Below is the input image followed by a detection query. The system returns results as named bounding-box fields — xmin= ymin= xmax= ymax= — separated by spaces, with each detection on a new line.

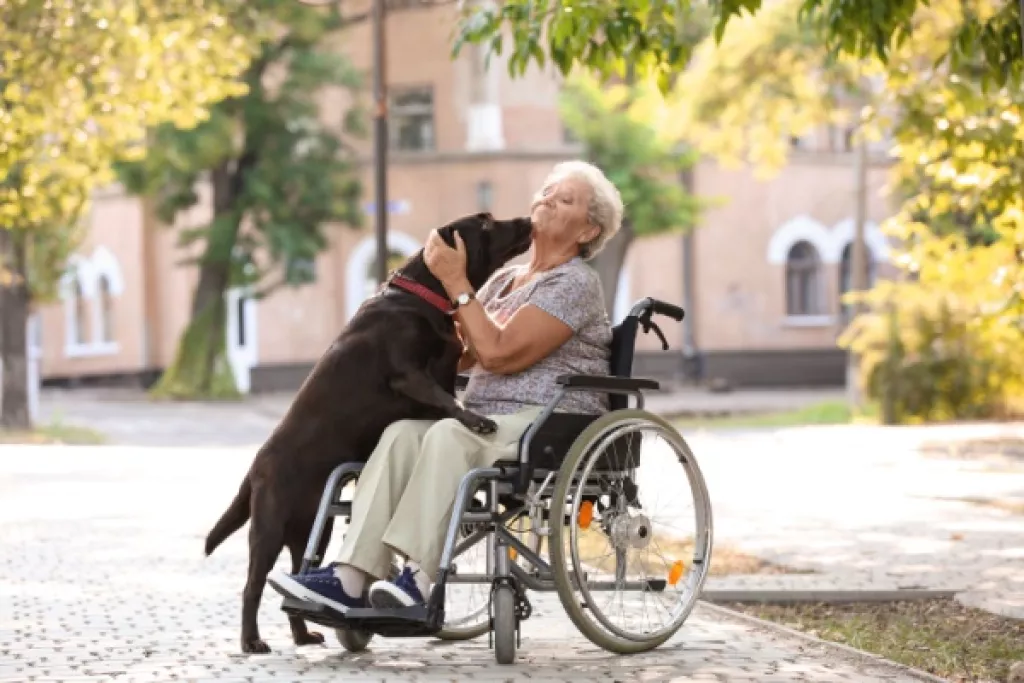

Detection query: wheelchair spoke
xmin=550 ymin=413 xmax=713 ymax=647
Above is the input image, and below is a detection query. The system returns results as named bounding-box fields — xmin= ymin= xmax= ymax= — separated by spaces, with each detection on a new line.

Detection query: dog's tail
xmin=204 ymin=476 xmax=252 ymax=556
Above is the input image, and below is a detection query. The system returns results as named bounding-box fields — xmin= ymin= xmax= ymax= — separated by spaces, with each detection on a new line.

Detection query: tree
xmin=558 ymin=72 xmax=700 ymax=314
xmin=661 ymin=0 xmax=880 ymax=405
xmin=662 ymin=0 xmax=868 ymax=176
xmin=116 ymin=1 xmax=368 ymax=400
xmin=451 ymin=0 xmax=1021 ymax=91
xmin=840 ymin=20 xmax=1024 ymax=422
xmin=0 ymin=0 xmax=256 ymax=429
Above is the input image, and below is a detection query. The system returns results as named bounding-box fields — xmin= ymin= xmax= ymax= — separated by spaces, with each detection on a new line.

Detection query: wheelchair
xmin=280 ymin=297 xmax=714 ymax=664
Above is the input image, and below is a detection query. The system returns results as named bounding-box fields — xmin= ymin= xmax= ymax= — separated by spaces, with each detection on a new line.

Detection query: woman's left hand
xmin=424 ymin=229 xmax=468 ymax=289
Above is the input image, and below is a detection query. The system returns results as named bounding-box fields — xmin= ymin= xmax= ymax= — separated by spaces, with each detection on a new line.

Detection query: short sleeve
xmin=477 ymin=266 xmax=515 ymax=306
xmin=526 ymin=262 xmax=603 ymax=333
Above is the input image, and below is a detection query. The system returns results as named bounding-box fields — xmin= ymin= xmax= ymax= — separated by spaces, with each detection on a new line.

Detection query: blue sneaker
xmin=269 ymin=569 xmax=366 ymax=613
xmin=368 ymin=567 xmax=427 ymax=609
xmin=302 ymin=562 xmax=340 ymax=576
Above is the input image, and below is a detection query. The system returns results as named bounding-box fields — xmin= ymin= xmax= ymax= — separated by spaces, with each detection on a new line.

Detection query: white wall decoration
xmin=59 ymin=246 xmax=125 ymax=357
xmin=345 ymin=231 xmax=422 ymax=321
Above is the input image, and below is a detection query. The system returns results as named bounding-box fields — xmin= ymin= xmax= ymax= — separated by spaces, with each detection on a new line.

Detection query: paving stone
xmin=1 ymin=444 xmax=930 ymax=681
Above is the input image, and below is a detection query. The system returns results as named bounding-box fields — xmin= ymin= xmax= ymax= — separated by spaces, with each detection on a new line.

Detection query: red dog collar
xmin=389 ymin=275 xmax=455 ymax=315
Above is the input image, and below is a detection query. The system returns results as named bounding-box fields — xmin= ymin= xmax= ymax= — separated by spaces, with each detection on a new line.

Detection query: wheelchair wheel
xmin=435 ymin=529 xmax=492 ymax=641
xmin=335 ymin=627 xmax=372 ymax=652
xmin=492 ymin=585 xmax=517 ymax=664
xmin=436 ymin=499 xmax=537 ymax=641
xmin=549 ymin=409 xmax=713 ymax=654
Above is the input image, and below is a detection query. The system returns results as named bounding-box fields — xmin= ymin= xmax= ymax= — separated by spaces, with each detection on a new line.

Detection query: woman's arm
xmin=451 ymin=293 xmax=573 ymax=375
xmin=425 ymin=231 xmax=574 ymax=375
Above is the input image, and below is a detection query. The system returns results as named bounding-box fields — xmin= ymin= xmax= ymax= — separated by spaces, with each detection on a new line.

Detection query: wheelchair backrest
xmin=608 ymin=317 xmax=640 ymax=411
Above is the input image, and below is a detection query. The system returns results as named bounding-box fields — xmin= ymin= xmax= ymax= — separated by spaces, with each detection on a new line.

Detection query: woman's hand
xmin=424 ymin=229 xmax=469 ymax=292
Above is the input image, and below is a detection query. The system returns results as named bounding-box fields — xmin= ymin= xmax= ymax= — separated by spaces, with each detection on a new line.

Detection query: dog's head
xmin=435 ymin=213 xmax=533 ymax=289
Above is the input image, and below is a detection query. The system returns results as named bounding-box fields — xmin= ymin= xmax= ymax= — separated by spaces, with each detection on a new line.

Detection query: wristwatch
xmin=452 ymin=290 xmax=476 ymax=309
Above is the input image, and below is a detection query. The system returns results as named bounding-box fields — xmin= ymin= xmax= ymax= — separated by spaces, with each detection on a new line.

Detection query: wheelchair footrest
xmin=281 ymin=597 xmax=443 ymax=638
xmin=343 ymin=605 xmax=443 ymax=638
xmin=281 ymin=596 xmax=351 ymax=630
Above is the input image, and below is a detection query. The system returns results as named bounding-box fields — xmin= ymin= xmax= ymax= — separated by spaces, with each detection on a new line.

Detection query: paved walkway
xmin=690 ymin=423 xmax=1024 ymax=620
xmin=0 ymin=446 xmax=928 ymax=682
xmin=33 ymin=389 xmax=1024 ymax=621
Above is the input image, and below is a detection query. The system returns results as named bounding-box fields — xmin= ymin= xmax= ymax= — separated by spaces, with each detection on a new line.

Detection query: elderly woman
xmin=271 ymin=160 xmax=623 ymax=612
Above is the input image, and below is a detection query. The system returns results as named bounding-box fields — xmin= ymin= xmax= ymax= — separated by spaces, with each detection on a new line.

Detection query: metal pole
xmin=845 ymin=128 xmax=869 ymax=409
xmin=372 ymin=0 xmax=389 ymax=285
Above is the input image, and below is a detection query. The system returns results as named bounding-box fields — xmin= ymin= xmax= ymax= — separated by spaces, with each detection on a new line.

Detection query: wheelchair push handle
xmin=650 ymin=299 xmax=685 ymax=322
xmin=629 ymin=297 xmax=685 ymax=322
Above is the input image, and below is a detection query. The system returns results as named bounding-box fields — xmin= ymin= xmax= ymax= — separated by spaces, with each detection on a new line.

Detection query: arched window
xmin=346 ymin=232 xmax=422 ymax=321
xmin=62 ymin=246 xmax=123 ymax=356
xmin=72 ymin=278 xmax=89 ymax=346
xmin=97 ymin=275 xmax=115 ymax=343
xmin=785 ymin=241 xmax=822 ymax=316
xmin=839 ymin=243 xmax=877 ymax=319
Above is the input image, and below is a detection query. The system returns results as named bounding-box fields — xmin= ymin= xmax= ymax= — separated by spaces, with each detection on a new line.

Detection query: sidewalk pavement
xmin=0 ymin=444 xmax=943 ymax=682
xmin=32 ymin=386 xmax=1024 ymax=622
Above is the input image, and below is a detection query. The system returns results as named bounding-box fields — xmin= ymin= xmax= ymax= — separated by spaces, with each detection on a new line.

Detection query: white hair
xmin=534 ymin=160 xmax=624 ymax=260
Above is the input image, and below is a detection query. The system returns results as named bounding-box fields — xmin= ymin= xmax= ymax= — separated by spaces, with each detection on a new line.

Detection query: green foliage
xmin=849 ymin=298 xmax=1019 ymax=423
xmin=0 ymin=0 xmax=256 ymax=295
xmin=840 ymin=5 xmax=1024 ymax=422
xmin=800 ymin=0 xmax=1022 ymax=88
xmin=558 ymin=73 xmax=701 ymax=238
xmin=117 ymin=3 xmax=366 ymax=296
xmin=452 ymin=0 xmax=1021 ymax=94
xmin=452 ymin=0 xmax=736 ymax=93
xmin=667 ymin=0 xmax=868 ymax=178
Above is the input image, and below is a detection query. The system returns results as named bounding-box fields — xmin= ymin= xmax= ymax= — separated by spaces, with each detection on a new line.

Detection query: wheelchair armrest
xmin=455 ymin=374 xmax=469 ymax=390
xmin=555 ymin=374 xmax=660 ymax=393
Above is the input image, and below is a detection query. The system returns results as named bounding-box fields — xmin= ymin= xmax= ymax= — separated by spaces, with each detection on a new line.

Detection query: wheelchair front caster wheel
xmin=492 ymin=586 xmax=517 ymax=665
xmin=335 ymin=627 xmax=373 ymax=652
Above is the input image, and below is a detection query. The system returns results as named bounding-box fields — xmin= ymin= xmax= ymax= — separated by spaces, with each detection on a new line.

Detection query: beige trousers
xmin=336 ymin=407 xmax=541 ymax=580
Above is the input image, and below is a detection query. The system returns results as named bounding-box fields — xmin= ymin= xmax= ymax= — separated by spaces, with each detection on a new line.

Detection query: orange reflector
xmin=668 ymin=560 xmax=685 ymax=585
xmin=577 ymin=500 xmax=594 ymax=529
xmin=509 ymin=547 xmax=518 ymax=561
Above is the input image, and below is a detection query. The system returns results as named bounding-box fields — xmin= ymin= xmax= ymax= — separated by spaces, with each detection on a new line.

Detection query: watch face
xmin=457 ymin=293 xmax=471 ymax=305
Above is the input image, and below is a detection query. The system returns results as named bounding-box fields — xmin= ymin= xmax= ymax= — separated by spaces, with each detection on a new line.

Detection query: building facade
xmin=34 ymin=4 xmax=896 ymax=392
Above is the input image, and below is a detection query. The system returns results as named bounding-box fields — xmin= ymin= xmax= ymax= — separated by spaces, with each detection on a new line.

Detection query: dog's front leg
xmin=389 ymin=371 xmax=497 ymax=435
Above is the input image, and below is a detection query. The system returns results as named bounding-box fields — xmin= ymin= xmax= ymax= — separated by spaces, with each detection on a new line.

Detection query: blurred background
xmin=1 ymin=1 xmax=1023 ymax=680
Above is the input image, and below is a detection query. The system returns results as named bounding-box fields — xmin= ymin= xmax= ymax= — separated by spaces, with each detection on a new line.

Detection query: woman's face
xmin=530 ymin=175 xmax=598 ymax=248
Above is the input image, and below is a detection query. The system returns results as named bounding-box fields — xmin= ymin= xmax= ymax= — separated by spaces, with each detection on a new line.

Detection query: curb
xmin=700 ymin=588 xmax=959 ymax=604
xmin=698 ymin=600 xmax=950 ymax=683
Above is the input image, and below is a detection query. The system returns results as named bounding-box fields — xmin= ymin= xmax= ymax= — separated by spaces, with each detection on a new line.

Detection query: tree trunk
xmin=0 ymin=228 xmax=31 ymax=430
xmin=149 ymin=163 xmax=242 ymax=400
xmin=590 ymin=218 xmax=635 ymax=319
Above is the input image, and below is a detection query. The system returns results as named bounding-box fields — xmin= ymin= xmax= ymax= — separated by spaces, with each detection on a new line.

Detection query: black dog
xmin=202 ymin=212 xmax=533 ymax=654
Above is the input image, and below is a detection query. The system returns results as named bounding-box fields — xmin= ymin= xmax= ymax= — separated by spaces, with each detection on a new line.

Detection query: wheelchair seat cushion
xmin=509 ymin=413 xmax=602 ymax=471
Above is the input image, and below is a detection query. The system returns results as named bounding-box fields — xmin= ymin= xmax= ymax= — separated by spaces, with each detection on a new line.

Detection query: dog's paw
xmin=241 ymin=637 xmax=272 ymax=654
xmin=460 ymin=412 xmax=497 ymax=435
xmin=294 ymin=630 xmax=325 ymax=646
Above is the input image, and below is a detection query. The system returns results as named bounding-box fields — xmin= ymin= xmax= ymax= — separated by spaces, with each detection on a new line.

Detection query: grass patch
xmin=718 ymin=599 xmax=1024 ymax=683
xmin=0 ymin=421 xmax=106 ymax=445
xmin=673 ymin=399 xmax=866 ymax=430
xmin=920 ymin=437 xmax=1024 ymax=464
xmin=937 ymin=495 xmax=1024 ymax=516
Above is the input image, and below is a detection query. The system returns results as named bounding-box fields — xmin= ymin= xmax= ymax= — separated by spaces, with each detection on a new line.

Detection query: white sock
xmin=404 ymin=561 xmax=432 ymax=598
xmin=333 ymin=564 xmax=367 ymax=597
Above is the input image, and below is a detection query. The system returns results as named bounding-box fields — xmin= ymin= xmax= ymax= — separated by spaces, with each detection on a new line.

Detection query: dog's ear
xmin=436 ymin=224 xmax=457 ymax=248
